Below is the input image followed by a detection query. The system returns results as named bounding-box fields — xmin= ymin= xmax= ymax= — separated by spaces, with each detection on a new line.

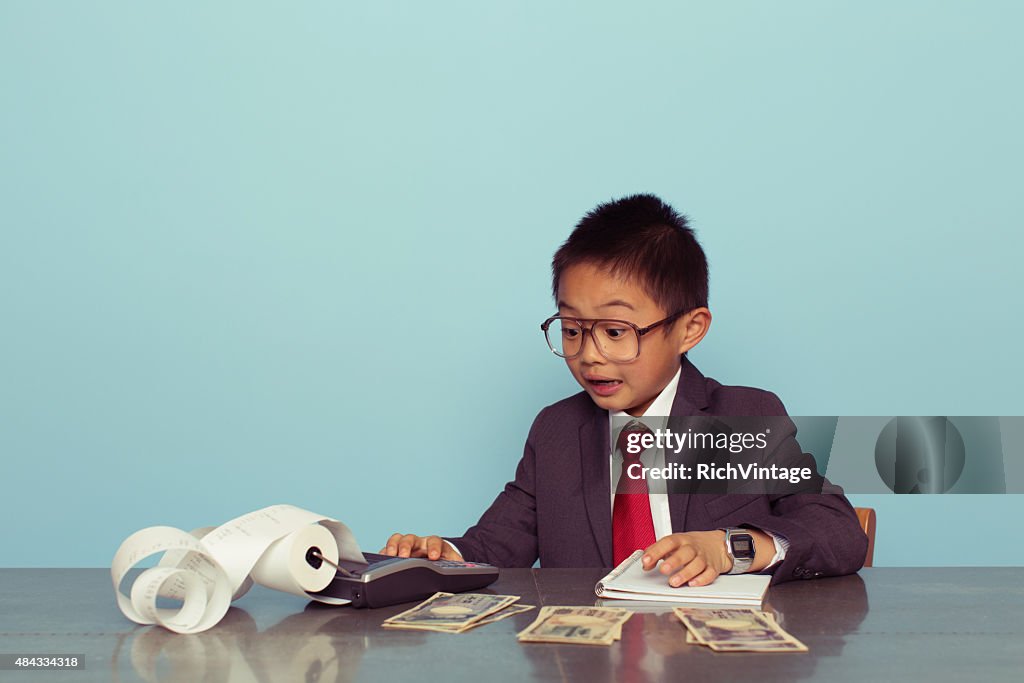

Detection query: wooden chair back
xmin=854 ymin=507 xmax=876 ymax=567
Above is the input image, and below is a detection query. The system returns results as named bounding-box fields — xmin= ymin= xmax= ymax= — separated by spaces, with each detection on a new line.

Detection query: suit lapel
xmin=668 ymin=356 xmax=711 ymax=533
xmin=579 ymin=408 xmax=613 ymax=566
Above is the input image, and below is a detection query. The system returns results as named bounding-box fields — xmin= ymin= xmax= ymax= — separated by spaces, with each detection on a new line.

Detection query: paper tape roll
xmin=112 ymin=526 xmax=233 ymax=634
xmin=250 ymin=523 xmax=338 ymax=596
xmin=112 ymin=505 xmax=363 ymax=634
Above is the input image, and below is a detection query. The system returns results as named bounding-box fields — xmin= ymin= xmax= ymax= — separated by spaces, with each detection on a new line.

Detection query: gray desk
xmin=1 ymin=568 xmax=1022 ymax=682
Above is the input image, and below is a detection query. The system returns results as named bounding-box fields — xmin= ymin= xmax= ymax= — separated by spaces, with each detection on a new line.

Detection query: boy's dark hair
xmin=551 ymin=194 xmax=709 ymax=318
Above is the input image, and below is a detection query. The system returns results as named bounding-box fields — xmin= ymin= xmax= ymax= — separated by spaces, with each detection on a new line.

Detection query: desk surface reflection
xmin=1 ymin=568 xmax=1022 ymax=682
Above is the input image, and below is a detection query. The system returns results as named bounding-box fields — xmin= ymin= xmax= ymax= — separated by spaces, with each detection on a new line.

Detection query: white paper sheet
xmin=111 ymin=504 xmax=364 ymax=634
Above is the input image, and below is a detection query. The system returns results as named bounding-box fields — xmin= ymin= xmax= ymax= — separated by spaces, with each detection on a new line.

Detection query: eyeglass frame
xmin=539 ymin=309 xmax=689 ymax=362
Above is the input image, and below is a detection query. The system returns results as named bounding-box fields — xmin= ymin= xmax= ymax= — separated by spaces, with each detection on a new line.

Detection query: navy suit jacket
xmin=448 ymin=357 xmax=868 ymax=584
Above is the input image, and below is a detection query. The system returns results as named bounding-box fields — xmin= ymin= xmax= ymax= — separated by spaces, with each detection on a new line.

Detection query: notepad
xmin=594 ymin=550 xmax=771 ymax=606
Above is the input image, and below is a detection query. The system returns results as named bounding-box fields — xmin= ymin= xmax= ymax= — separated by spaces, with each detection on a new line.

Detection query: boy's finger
xmin=425 ymin=536 xmax=444 ymax=560
xmin=642 ymin=537 xmax=681 ymax=569
xmin=659 ymin=544 xmax=697 ymax=575
xmin=686 ymin=565 xmax=720 ymax=588
xmin=397 ymin=534 xmax=419 ymax=558
xmin=382 ymin=533 xmax=404 ymax=556
xmin=668 ymin=555 xmax=706 ymax=587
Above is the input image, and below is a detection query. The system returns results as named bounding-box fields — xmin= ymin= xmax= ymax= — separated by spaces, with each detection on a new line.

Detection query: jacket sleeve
xmin=736 ymin=392 xmax=869 ymax=585
xmin=443 ymin=415 xmax=542 ymax=568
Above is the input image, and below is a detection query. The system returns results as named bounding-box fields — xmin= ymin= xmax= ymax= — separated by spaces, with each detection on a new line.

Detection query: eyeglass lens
xmin=546 ymin=319 xmax=639 ymax=361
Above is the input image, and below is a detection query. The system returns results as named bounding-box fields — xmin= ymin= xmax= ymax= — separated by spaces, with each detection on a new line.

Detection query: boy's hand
xmin=640 ymin=531 xmax=732 ymax=587
xmin=380 ymin=533 xmax=464 ymax=561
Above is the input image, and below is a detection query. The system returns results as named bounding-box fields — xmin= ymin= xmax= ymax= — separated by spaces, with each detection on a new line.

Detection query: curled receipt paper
xmin=111 ymin=504 xmax=364 ymax=634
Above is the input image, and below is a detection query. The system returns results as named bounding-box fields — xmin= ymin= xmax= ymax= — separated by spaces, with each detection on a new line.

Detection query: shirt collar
xmin=610 ymin=366 xmax=682 ymax=422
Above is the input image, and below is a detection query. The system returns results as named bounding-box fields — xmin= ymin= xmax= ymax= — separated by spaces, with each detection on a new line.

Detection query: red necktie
xmin=612 ymin=420 xmax=657 ymax=566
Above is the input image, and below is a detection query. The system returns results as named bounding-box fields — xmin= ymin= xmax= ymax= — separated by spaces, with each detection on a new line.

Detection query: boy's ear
xmin=676 ymin=307 xmax=712 ymax=354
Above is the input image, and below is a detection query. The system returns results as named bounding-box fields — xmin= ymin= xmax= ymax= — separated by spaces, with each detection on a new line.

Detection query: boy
xmin=382 ymin=194 xmax=867 ymax=586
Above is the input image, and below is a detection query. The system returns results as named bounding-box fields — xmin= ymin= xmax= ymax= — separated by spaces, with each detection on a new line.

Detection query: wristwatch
xmin=720 ymin=527 xmax=756 ymax=574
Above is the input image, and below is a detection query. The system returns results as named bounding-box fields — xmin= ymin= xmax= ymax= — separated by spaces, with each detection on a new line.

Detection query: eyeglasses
xmin=540 ymin=310 xmax=687 ymax=362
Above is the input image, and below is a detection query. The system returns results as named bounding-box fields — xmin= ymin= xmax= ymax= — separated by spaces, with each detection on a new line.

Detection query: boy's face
xmin=556 ymin=263 xmax=691 ymax=417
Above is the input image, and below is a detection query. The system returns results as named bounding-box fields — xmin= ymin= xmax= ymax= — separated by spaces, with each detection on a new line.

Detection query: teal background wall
xmin=2 ymin=2 xmax=1022 ymax=568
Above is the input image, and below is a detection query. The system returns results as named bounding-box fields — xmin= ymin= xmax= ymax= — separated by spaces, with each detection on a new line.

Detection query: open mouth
xmin=585 ymin=376 xmax=623 ymax=395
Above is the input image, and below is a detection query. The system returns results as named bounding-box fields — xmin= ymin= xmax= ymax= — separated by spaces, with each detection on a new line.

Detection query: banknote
xmin=384 ymin=592 xmax=520 ymax=629
xmin=708 ymin=640 xmax=807 ymax=652
xmin=683 ymin=610 xmax=776 ymax=644
xmin=684 ymin=624 xmax=803 ymax=650
xmin=384 ymin=604 xmax=536 ymax=633
xmin=474 ymin=603 xmax=535 ymax=627
xmin=675 ymin=608 xmax=806 ymax=653
xmin=517 ymin=606 xmax=632 ymax=646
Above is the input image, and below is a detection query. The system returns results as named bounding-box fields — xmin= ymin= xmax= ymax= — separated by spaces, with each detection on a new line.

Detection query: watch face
xmin=731 ymin=535 xmax=755 ymax=559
